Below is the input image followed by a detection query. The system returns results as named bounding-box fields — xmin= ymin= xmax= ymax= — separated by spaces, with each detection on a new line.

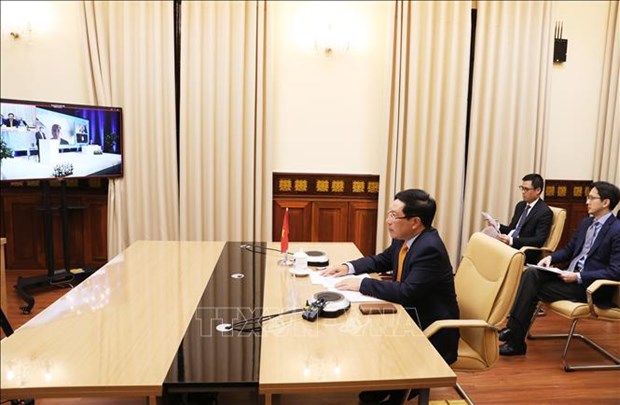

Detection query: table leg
xmin=417 ymin=388 xmax=430 ymax=405
xmin=264 ymin=393 xmax=272 ymax=405
xmin=147 ymin=395 xmax=157 ymax=405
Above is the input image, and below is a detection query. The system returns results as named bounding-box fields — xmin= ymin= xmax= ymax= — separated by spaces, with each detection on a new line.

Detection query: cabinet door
xmin=311 ymin=201 xmax=349 ymax=242
xmin=1 ymin=194 xmax=46 ymax=269
xmin=1 ymin=191 xmax=108 ymax=270
xmin=349 ymin=200 xmax=378 ymax=256
xmin=273 ymin=199 xmax=312 ymax=242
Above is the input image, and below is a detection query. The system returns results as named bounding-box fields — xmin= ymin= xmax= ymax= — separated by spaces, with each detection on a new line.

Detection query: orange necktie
xmin=396 ymin=243 xmax=409 ymax=282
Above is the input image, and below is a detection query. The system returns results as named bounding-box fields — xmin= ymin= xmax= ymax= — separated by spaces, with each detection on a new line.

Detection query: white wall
xmin=0 ymin=0 xmax=612 ymax=181
xmin=546 ymin=1 xmax=610 ymax=180
xmin=0 ymin=1 xmax=90 ymax=104
xmin=269 ymin=1 xmax=393 ymax=175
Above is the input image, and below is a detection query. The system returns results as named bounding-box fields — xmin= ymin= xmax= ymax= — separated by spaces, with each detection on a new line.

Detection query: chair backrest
xmin=541 ymin=206 xmax=566 ymax=252
xmin=453 ymin=232 xmax=525 ymax=370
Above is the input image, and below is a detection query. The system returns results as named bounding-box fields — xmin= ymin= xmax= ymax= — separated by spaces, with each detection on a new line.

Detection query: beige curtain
xmin=593 ymin=1 xmax=620 ymax=185
xmin=461 ymin=1 xmax=553 ymax=253
xmin=379 ymin=0 xmax=472 ymax=264
xmin=82 ymin=1 xmax=179 ymax=258
xmin=179 ymin=1 xmax=266 ymax=241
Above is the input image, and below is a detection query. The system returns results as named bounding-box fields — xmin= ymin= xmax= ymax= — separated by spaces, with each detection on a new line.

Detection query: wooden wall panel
xmin=545 ymin=179 xmax=591 ymax=249
xmin=273 ymin=199 xmax=312 ymax=243
xmin=348 ymin=200 xmax=379 ymax=257
xmin=2 ymin=194 xmax=46 ymax=269
xmin=311 ymin=201 xmax=349 ymax=242
xmin=0 ymin=180 xmax=108 ymax=271
xmin=273 ymin=173 xmax=380 ymax=257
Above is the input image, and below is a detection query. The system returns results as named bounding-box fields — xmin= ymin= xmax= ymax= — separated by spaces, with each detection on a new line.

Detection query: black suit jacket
xmin=499 ymin=200 xmax=553 ymax=264
xmin=551 ymin=215 xmax=620 ymax=307
xmin=351 ymin=228 xmax=460 ymax=364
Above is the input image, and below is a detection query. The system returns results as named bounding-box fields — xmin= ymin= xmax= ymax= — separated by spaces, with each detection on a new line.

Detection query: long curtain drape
xmin=82 ymin=1 xmax=179 ymax=258
xmin=178 ymin=1 xmax=266 ymax=241
xmin=379 ymin=0 xmax=472 ymax=264
xmin=461 ymin=1 xmax=553 ymax=252
xmin=593 ymin=1 xmax=620 ymax=185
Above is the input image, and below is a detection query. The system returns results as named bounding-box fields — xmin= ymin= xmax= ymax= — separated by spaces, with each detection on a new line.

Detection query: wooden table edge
xmin=1 ymin=384 xmax=162 ymax=402
xmin=258 ymin=375 xmax=457 ymax=395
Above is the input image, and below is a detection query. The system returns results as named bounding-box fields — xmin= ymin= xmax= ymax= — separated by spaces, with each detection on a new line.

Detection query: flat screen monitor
xmin=0 ymin=98 xmax=123 ymax=181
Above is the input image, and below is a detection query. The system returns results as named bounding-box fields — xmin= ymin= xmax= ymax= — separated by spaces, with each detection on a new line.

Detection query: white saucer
xmin=289 ymin=267 xmax=311 ymax=277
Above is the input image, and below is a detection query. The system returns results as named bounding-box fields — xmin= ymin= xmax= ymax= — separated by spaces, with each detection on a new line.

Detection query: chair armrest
xmin=423 ymin=319 xmax=498 ymax=338
xmin=519 ymin=246 xmax=553 ymax=255
xmin=586 ymin=279 xmax=620 ymax=316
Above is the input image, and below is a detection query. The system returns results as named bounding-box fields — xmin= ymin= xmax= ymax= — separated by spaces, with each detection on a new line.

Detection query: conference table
xmin=0 ymin=241 xmax=456 ymax=405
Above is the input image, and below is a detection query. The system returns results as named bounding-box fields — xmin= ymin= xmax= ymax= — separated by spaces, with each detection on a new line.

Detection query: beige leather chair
xmin=519 ymin=206 xmax=566 ymax=261
xmin=423 ymin=232 xmax=525 ymax=404
xmin=528 ymin=279 xmax=620 ymax=371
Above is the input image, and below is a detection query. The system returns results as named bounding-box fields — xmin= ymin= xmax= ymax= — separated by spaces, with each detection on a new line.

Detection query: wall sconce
xmin=1 ymin=1 xmax=40 ymax=43
xmin=314 ymin=23 xmax=350 ymax=57
xmin=8 ymin=22 xmax=32 ymax=40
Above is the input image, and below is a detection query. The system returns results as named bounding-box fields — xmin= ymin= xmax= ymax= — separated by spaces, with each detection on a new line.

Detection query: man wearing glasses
xmin=491 ymin=173 xmax=553 ymax=265
xmin=500 ymin=181 xmax=620 ymax=356
xmin=321 ymin=188 xmax=459 ymax=404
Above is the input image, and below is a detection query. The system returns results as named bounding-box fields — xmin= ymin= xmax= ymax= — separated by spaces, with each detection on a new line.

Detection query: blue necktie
xmin=512 ymin=204 xmax=531 ymax=238
xmin=567 ymin=221 xmax=601 ymax=272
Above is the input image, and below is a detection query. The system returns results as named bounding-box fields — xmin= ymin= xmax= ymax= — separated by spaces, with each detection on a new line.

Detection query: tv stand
xmin=15 ymin=180 xmax=96 ymax=314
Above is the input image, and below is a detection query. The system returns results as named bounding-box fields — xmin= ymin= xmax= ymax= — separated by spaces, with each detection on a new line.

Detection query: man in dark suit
xmin=500 ymin=181 xmax=620 ymax=356
xmin=2 ymin=113 xmax=26 ymax=128
xmin=35 ymin=126 xmax=46 ymax=162
xmin=322 ymin=188 xmax=459 ymax=404
xmin=495 ymin=173 xmax=553 ymax=264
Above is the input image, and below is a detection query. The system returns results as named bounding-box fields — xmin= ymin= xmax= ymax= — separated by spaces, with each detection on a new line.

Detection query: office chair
xmin=423 ymin=232 xmax=525 ymax=404
xmin=528 ymin=279 xmax=620 ymax=371
xmin=519 ymin=205 xmax=566 ymax=261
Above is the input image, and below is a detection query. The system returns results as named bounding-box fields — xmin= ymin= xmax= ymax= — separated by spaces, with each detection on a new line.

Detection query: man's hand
xmin=497 ymin=234 xmax=510 ymax=245
xmin=537 ymin=256 xmax=552 ymax=267
xmin=335 ymin=277 xmax=362 ymax=291
xmin=558 ymin=271 xmax=578 ymax=283
xmin=320 ymin=264 xmax=349 ymax=277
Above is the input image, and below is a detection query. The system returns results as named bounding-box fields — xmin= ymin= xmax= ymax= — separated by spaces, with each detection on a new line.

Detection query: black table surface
xmin=164 ymin=242 xmax=267 ymax=392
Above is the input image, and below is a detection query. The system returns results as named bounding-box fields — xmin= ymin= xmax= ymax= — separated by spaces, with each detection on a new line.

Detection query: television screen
xmin=0 ymin=98 xmax=123 ymax=181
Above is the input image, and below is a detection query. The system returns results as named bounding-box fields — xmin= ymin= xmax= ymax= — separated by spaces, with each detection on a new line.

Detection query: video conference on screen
xmin=1 ymin=99 xmax=123 ymax=182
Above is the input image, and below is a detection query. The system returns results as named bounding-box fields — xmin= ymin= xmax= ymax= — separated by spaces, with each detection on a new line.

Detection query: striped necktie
xmin=396 ymin=243 xmax=409 ymax=282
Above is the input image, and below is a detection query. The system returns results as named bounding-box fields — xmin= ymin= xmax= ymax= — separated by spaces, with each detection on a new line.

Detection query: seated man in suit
xmin=2 ymin=113 xmax=27 ymax=128
xmin=500 ymin=181 xmax=620 ymax=356
xmin=492 ymin=173 xmax=553 ymax=265
xmin=322 ymin=188 xmax=459 ymax=404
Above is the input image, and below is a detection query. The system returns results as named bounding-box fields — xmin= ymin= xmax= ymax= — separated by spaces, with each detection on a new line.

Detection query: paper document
xmin=526 ymin=264 xmax=563 ymax=274
xmin=310 ymin=273 xmax=384 ymax=302
xmin=481 ymin=211 xmax=500 ymax=230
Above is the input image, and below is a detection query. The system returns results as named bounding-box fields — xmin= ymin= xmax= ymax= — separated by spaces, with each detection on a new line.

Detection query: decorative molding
xmin=1 ymin=178 xmax=108 ymax=191
xmin=273 ymin=172 xmax=380 ymax=199
xmin=545 ymin=179 xmax=592 ymax=203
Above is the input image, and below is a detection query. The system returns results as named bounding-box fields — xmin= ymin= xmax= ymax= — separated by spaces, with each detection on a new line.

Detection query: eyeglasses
xmin=519 ymin=186 xmax=535 ymax=192
xmin=386 ymin=211 xmax=408 ymax=221
xmin=586 ymin=195 xmax=601 ymax=201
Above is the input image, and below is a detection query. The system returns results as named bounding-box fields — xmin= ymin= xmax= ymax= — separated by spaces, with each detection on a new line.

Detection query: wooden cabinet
xmin=545 ymin=180 xmax=591 ymax=250
xmin=273 ymin=173 xmax=380 ymax=257
xmin=0 ymin=180 xmax=108 ymax=270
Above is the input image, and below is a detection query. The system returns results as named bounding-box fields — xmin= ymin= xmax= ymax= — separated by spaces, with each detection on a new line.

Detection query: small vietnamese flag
xmin=281 ymin=208 xmax=289 ymax=253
